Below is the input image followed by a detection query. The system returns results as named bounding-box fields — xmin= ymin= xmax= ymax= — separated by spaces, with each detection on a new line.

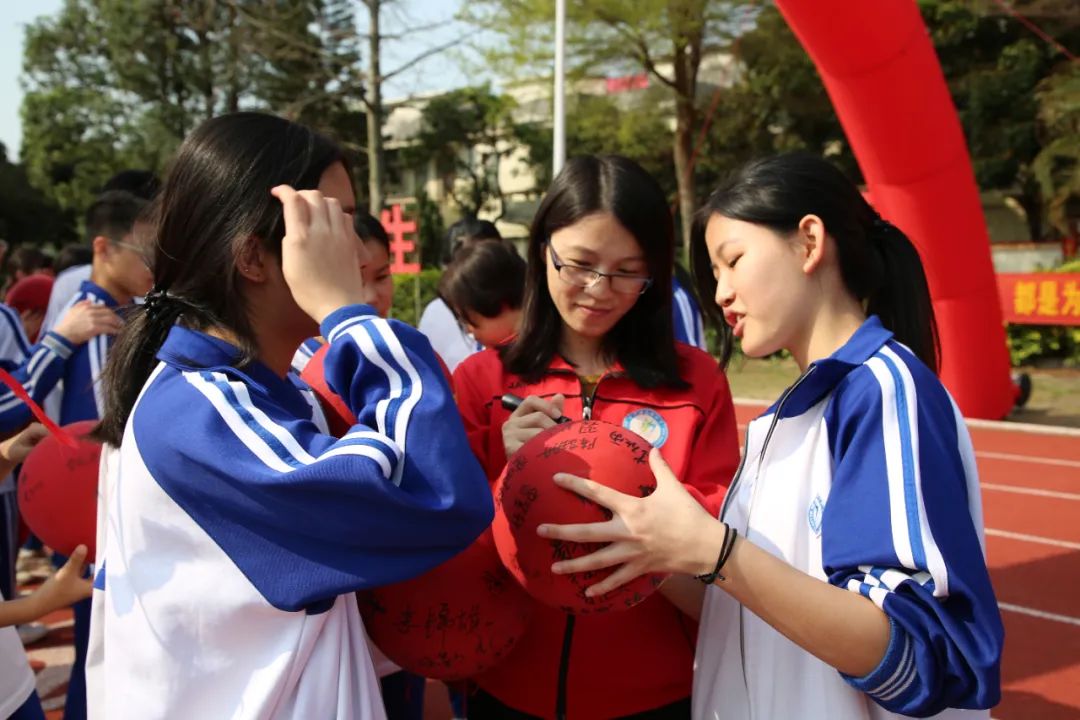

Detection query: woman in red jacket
xmin=453 ymin=155 xmax=740 ymax=719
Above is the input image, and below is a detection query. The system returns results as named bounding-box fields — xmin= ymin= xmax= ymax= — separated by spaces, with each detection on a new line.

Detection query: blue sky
xmin=0 ymin=1 xmax=61 ymax=156
xmin=0 ymin=0 xmax=477 ymax=158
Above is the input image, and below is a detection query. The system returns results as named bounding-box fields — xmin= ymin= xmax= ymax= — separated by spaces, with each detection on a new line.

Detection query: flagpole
xmin=553 ymin=0 xmax=566 ymax=175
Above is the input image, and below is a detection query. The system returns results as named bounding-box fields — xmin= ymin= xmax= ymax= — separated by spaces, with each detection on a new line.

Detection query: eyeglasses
xmin=548 ymin=244 xmax=653 ymax=295
xmin=111 ymin=239 xmax=152 ymax=265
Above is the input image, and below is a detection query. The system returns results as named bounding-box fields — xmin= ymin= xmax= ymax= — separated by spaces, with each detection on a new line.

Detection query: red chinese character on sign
xmin=1013 ymin=281 xmax=1037 ymax=316
xmin=1036 ymin=280 xmax=1060 ymax=317
xmin=1063 ymin=281 xmax=1080 ymax=318
xmin=381 ymin=204 xmax=420 ymax=275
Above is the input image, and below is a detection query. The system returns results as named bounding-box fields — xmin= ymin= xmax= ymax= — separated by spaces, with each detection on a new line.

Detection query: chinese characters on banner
xmin=997 ymin=273 xmax=1080 ymax=326
xmin=381 ymin=204 xmax=420 ymax=275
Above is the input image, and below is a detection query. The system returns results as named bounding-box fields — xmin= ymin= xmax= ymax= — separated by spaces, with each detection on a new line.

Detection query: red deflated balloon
xmin=358 ymin=529 xmax=532 ymax=680
xmin=18 ymin=420 xmax=101 ymax=561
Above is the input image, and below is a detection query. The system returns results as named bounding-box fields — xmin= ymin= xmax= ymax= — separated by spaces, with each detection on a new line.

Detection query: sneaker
xmin=17 ymin=623 xmax=48 ymax=646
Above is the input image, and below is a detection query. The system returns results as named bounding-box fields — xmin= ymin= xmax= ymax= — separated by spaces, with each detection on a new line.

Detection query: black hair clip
xmin=143 ymin=284 xmax=174 ymax=323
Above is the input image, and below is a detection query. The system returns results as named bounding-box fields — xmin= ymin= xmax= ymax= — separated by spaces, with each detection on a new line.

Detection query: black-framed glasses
xmin=547 ymin=244 xmax=653 ymax=295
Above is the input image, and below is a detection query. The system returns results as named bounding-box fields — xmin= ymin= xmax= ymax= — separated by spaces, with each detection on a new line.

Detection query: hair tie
xmin=142 ymin=284 xmax=186 ymax=324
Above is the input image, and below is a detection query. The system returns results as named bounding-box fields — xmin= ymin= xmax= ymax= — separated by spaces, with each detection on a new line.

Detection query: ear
xmin=236 ymin=236 xmax=272 ymax=283
xmin=91 ymin=236 xmax=111 ymax=258
xmin=797 ymin=215 xmax=827 ymax=275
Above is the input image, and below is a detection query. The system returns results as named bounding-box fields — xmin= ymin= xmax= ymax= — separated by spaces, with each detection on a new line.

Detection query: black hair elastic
xmin=143 ymin=284 xmax=201 ymax=326
xmin=695 ymin=522 xmax=738 ymax=584
xmin=142 ymin=284 xmax=170 ymax=323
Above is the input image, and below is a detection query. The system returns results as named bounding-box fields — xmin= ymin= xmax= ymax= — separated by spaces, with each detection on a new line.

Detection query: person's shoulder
xmin=832 ymin=340 xmax=949 ymax=415
xmin=675 ymin=342 xmax=720 ymax=379
xmin=0 ymin=303 xmax=21 ymax=326
xmin=455 ymin=347 xmax=504 ymax=379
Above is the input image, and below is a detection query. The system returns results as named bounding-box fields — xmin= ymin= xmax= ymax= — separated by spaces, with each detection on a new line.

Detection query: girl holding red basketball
xmin=452 ymin=155 xmax=741 ymax=719
xmin=541 ymin=153 xmax=1003 ymax=719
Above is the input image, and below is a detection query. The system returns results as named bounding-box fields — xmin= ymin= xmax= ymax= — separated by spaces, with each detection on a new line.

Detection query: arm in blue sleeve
xmin=671 ymin=282 xmax=706 ymax=350
xmin=137 ymin=305 xmax=494 ymax=612
xmin=0 ymin=332 xmax=75 ymax=433
xmin=820 ymin=350 xmax=1003 ymax=716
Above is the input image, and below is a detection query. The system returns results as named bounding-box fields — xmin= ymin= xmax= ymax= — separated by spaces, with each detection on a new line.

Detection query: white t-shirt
xmin=0 ymin=591 xmax=36 ymax=717
xmin=417 ymin=298 xmax=479 ymax=373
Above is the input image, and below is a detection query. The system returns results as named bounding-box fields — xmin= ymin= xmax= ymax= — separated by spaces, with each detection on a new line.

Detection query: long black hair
xmin=691 ymin=152 xmax=940 ymax=372
xmin=95 ymin=112 xmax=346 ymax=446
xmin=501 ymin=154 xmax=683 ymax=388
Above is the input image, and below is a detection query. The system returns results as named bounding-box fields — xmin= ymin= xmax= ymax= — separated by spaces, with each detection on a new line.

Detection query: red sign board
xmin=605 ymin=73 xmax=649 ymax=94
xmin=380 ymin=204 xmax=420 ymax=275
xmin=997 ymin=273 xmax=1080 ymax=326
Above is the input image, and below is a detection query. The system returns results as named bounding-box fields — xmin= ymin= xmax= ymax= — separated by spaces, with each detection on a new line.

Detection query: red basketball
xmin=299 ymin=343 xmax=355 ymax=437
xmin=17 ymin=421 xmax=101 ymax=561
xmin=492 ymin=420 xmax=667 ymax=614
xmin=358 ymin=529 xmax=532 ymax=680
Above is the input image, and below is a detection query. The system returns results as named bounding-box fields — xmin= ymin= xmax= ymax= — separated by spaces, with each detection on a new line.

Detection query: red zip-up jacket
xmin=453 ymin=344 xmax=740 ymax=719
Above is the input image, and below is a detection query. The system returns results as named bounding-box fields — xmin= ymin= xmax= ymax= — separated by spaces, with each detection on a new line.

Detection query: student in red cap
xmin=6 ymin=274 xmax=55 ymax=343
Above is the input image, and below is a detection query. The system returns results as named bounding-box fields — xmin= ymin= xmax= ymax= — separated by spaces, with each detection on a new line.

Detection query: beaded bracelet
xmin=695 ymin=522 xmax=738 ymax=584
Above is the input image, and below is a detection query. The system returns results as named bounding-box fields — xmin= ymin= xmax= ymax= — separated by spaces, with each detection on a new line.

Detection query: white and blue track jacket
xmin=290 ymin=336 xmax=324 ymax=375
xmin=672 ymin=277 xmax=706 ymax=351
xmin=49 ymin=279 xmax=118 ymax=425
xmin=694 ymin=316 xmax=1002 ymax=720
xmin=89 ymin=305 xmax=494 ymax=719
xmin=0 ymin=303 xmax=75 ymax=434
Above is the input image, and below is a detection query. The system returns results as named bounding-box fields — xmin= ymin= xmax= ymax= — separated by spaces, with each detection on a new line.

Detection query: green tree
xmin=522 ymin=89 xmax=675 ymax=196
xmin=404 ymin=85 xmax=526 ymax=219
xmin=693 ymin=5 xmax=855 ymax=197
xmin=1032 ymin=63 xmax=1080 ymax=238
xmin=0 ymin=142 xmax=75 ymax=248
xmin=920 ymin=0 xmax=1080 ymax=239
xmin=462 ymin=0 xmax=752 ymax=244
xmin=19 ymin=0 xmax=365 ymax=214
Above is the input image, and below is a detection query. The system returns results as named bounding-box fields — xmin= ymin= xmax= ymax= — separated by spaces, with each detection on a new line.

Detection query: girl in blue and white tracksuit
xmin=541 ymin=153 xmax=1003 ymax=719
xmin=86 ymin=113 xmax=493 ymax=720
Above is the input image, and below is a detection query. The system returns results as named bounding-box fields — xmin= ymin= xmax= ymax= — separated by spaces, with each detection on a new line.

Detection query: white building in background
xmin=378 ymin=50 xmax=741 ymax=240
xmin=376 ymin=51 xmax=1043 ymax=270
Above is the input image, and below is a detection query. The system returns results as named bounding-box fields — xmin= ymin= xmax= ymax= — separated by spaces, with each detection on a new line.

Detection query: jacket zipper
xmin=719 ymin=366 xmax=816 ymax=521
xmin=730 ymin=366 xmax=816 ymax=706
xmin=554 ymin=374 xmax=606 ymax=719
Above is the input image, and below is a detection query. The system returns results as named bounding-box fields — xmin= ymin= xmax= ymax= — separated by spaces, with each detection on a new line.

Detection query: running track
xmin=25 ymin=402 xmax=1080 ymax=718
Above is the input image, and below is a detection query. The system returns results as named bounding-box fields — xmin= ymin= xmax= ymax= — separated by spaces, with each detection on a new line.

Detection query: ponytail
xmin=865 ymin=218 xmax=940 ymax=373
xmin=93 ymin=290 xmax=242 ymax=446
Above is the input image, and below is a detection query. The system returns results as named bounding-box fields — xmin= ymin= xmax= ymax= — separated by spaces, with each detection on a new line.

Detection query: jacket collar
xmin=770 ymin=315 xmax=894 ymax=419
xmin=156 ymin=326 xmax=311 ymax=419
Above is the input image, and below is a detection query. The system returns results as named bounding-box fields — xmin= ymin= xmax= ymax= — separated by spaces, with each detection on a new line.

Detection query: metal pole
xmin=553 ymin=0 xmax=566 ymax=175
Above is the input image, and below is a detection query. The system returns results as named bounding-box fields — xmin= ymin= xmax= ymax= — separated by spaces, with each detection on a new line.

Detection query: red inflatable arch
xmin=775 ymin=0 xmax=1013 ymax=419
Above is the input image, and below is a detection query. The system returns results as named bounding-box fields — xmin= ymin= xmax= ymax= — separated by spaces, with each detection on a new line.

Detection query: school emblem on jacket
xmin=622 ymin=409 xmax=669 ymax=449
xmin=808 ymin=494 xmax=825 ymax=537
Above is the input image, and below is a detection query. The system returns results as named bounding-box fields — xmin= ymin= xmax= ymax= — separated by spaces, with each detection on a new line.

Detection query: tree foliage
xmin=20 ymin=0 xmax=365 ymax=214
